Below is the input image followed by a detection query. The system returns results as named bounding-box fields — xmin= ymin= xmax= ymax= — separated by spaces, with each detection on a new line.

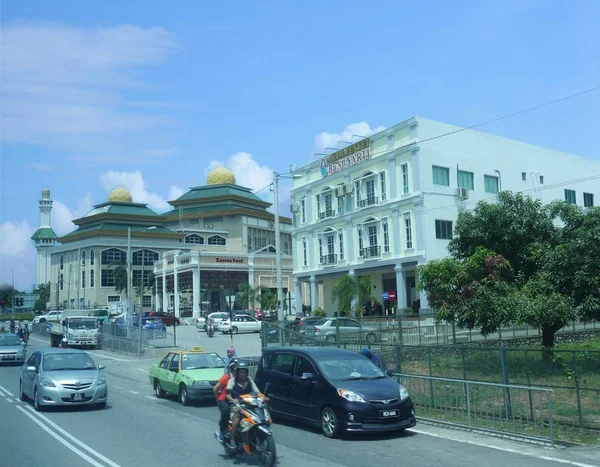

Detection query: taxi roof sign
xmin=189 ymin=346 xmax=204 ymax=352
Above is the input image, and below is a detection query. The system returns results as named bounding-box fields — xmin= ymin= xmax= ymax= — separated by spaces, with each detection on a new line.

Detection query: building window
xmin=81 ymin=270 xmax=85 ymax=289
xmin=142 ymin=295 xmax=152 ymax=307
xmin=539 ymin=175 xmax=544 ymax=185
xmin=81 ymin=250 xmax=86 ymax=266
xmin=317 ymin=236 xmax=323 ymax=264
xmin=382 ymin=218 xmax=390 ymax=253
xmin=458 ymin=170 xmax=474 ymax=190
xmin=404 ymin=212 xmax=413 ymax=249
xmin=208 ymin=235 xmax=226 ymax=246
xmin=379 ymin=172 xmax=387 ymax=201
xmin=355 ymin=180 xmax=361 ymax=207
xmin=315 ymin=193 xmax=321 ymax=218
xmin=484 ymin=175 xmax=499 ymax=194
xmin=107 ymin=295 xmax=120 ymax=303
xmin=357 ymin=226 xmax=363 ymax=251
xmin=401 ymin=163 xmax=409 ymax=195
xmin=133 ymin=249 xmax=159 ymax=266
xmin=59 ymin=273 xmax=64 ymax=291
xmin=522 ymin=172 xmax=527 ymax=181
xmin=90 ymin=249 xmax=95 ymax=266
xmin=365 ymin=178 xmax=376 ymax=204
xmin=185 ymin=234 xmax=204 ymax=244
xmin=133 ymin=270 xmax=152 ymax=287
xmin=565 ymin=189 xmax=577 ymax=205
xmin=101 ymin=248 xmax=126 ymax=265
xmin=90 ymin=270 xmax=95 ymax=288
xmin=435 ymin=220 xmax=453 ymax=240
xmin=338 ymin=231 xmax=344 ymax=260
xmin=247 ymin=227 xmax=291 ymax=255
xmin=302 ymin=237 xmax=308 ymax=266
xmin=432 ymin=166 xmax=450 ymax=186
xmin=318 ymin=191 xmax=334 ymax=219
xmin=300 ymin=198 xmax=306 ymax=224
xmin=101 ymin=270 xmax=115 ymax=287
xmin=584 ymin=192 xmax=594 ymax=207
xmin=367 ymin=225 xmax=378 ymax=247
xmin=189 ymin=218 xmax=199 ymax=225
xmin=60 ymin=255 xmax=64 ymax=270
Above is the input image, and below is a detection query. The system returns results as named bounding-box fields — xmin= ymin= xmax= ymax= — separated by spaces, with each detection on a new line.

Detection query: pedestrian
xmin=224 ymin=346 xmax=236 ymax=372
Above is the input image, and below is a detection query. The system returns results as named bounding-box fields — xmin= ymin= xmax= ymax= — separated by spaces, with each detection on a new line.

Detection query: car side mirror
xmin=98 ymin=365 xmax=106 ymax=370
xmin=26 ymin=366 xmax=36 ymax=372
xmin=385 ymin=369 xmax=393 ymax=377
xmin=300 ymin=372 xmax=314 ymax=380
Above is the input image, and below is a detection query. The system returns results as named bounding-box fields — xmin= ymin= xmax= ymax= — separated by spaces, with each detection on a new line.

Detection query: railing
xmin=320 ymin=253 xmax=338 ymax=265
xmin=397 ymin=374 xmax=554 ymax=444
xmin=318 ymin=210 xmax=336 ymax=220
xmin=359 ymin=197 xmax=378 ymax=208
xmin=360 ymin=245 xmax=381 ymax=259
xmin=99 ymin=323 xmax=176 ymax=356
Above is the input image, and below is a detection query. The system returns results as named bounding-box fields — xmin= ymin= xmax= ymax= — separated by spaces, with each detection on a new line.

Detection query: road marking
xmin=87 ymin=352 xmax=138 ymax=362
xmin=114 ymin=385 xmax=123 ymax=389
xmin=409 ymin=428 xmax=599 ymax=467
xmin=23 ymin=405 xmax=122 ymax=467
xmin=0 ymin=384 xmax=14 ymax=397
xmin=17 ymin=406 xmax=114 ymax=467
xmin=137 ymin=368 xmax=146 ymax=372
xmin=0 ymin=388 xmax=7 ymax=397
xmin=5 ymin=398 xmax=13 ymax=403
xmin=29 ymin=336 xmax=48 ymax=344
xmin=129 ymin=390 xmax=139 ymax=395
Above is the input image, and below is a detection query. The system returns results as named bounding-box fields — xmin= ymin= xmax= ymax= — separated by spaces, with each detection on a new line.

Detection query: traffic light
xmin=19 ymin=298 xmax=24 ymax=306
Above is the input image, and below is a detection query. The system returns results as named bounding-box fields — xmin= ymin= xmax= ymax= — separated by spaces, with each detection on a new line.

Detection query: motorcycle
xmin=207 ymin=322 xmax=215 ymax=338
xmin=222 ymin=393 xmax=276 ymax=467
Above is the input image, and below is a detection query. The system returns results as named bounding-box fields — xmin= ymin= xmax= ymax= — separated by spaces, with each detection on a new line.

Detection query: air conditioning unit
xmin=335 ymin=186 xmax=345 ymax=198
xmin=290 ymin=202 xmax=300 ymax=213
xmin=345 ymin=183 xmax=354 ymax=194
xmin=457 ymin=187 xmax=469 ymax=199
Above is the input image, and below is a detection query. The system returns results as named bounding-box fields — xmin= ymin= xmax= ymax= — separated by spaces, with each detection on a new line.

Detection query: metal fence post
xmin=395 ymin=343 xmax=402 ymax=374
xmin=572 ymin=354 xmax=584 ymax=427
xmin=548 ymin=392 xmax=555 ymax=445
xmin=466 ymin=381 xmax=472 ymax=428
xmin=428 ymin=347 xmax=435 ymax=409
xmin=500 ymin=346 xmax=512 ymax=421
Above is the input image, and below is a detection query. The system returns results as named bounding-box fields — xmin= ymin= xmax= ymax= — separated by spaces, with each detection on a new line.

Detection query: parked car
xmin=297 ymin=317 xmax=323 ymax=337
xmin=19 ymin=348 xmax=108 ymax=410
xmin=195 ymin=312 xmax=230 ymax=331
xmin=255 ymin=347 xmax=416 ymax=437
xmin=151 ymin=312 xmax=181 ymax=326
xmin=219 ymin=315 xmax=262 ymax=334
xmin=313 ymin=317 xmax=378 ymax=344
xmin=32 ymin=311 xmax=61 ymax=324
xmin=0 ymin=333 xmax=27 ymax=365
xmin=143 ymin=318 xmax=167 ymax=331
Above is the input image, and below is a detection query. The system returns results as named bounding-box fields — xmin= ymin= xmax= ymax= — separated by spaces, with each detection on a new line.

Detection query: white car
xmin=195 ymin=312 xmax=230 ymax=331
xmin=219 ymin=315 xmax=261 ymax=334
xmin=32 ymin=311 xmax=61 ymax=324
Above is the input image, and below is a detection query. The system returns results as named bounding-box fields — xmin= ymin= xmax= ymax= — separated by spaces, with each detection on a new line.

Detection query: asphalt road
xmin=1 ymin=337 xmax=599 ymax=467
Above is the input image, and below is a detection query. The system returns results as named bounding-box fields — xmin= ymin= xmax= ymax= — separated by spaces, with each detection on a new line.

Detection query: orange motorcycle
xmin=222 ymin=393 xmax=276 ymax=467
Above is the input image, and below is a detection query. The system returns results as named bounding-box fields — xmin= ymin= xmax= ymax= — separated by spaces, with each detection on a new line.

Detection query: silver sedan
xmin=0 ymin=333 xmax=27 ymax=365
xmin=19 ymin=348 xmax=108 ymax=411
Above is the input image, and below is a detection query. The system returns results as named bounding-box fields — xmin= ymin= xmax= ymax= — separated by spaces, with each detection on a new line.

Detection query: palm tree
xmin=109 ymin=262 xmax=128 ymax=296
xmin=236 ymin=283 xmax=258 ymax=309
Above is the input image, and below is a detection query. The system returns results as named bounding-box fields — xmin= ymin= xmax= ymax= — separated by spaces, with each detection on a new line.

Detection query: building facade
xmin=32 ymin=168 xmax=294 ymax=318
xmin=290 ymin=117 xmax=600 ymax=316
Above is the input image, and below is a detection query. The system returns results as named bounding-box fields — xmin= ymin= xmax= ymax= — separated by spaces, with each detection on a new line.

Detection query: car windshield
xmin=313 ymin=354 xmax=385 ymax=381
xmin=68 ymin=318 xmax=97 ymax=330
xmin=0 ymin=335 xmax=21 ymax=346
xmin=43 ymin=353 xmax=97 ymax=371
xmin=314 ymin=318 xmax=329 ymax=326
xmin=181 ymin=352 xmax=225 ymax=370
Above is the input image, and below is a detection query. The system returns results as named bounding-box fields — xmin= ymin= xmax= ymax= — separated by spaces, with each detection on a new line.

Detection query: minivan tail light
xmin=314 ymin=327 xmax=320 ymax=332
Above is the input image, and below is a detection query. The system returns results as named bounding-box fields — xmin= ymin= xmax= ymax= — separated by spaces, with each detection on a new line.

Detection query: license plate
xmin=72 ymin=392 xmax=84 ymax=401
xmin=380 ymin=409 xmax=399 ymax=418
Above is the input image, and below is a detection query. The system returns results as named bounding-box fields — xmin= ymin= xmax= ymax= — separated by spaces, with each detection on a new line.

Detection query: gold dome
xmin=108 ymin=187 xmax=133 ymax=203
xmin=207 ymin=166 xmax=236 ymax=185
xmin=42 ymin=188 xmax=50 ymax=196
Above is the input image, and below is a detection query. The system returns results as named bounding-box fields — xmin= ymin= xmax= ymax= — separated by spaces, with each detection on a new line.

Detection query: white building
xmin=290 ymin=117 xmax=600 ymax=316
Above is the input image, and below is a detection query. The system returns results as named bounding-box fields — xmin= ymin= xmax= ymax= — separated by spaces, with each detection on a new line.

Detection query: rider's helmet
xmin=61 ymin=337 xmax=68 ymax=346
xmin=227 ymin=358 xmax=238 ymax=373
xmin=234 ymin=360 xmax=249 ymax=378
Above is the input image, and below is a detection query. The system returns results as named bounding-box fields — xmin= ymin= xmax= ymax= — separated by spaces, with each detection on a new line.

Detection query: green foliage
xmin=35 ymin=283 xmax=51 ymax=302
xmin=331 ymin=275 xmax=359 ymax=315
xmin=33 ymin=298 xmax=47 ymax=312
xmin=2 ymin=313 xmax=35 ymax=321
xmin=236 ymin=283 xmax=258 ymax=309
xmin=109 ymin=262 xmax=128 ymax=295
xmin=313 ymin=307 xmax=326 ymax=317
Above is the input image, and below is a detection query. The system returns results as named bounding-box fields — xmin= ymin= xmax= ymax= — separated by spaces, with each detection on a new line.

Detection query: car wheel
xmin=231 ymin=326 xmax=239 ymax=335
xmin=366 ymin=333 xmax=377 ymax=344
xmin=154 ymin=379 xmax=165 ymax=398
xmin=19 ymin=380 xmax=27 ymax=401
xmin=179 ymin=384 xmax=190 ymax=406
xmin=33 ymin=388 xmax=43 ymax=412
xmin=96 ymin=401 xmax=107 ymax=409
xmin=321 ymin=407 xmax=339 ymax=438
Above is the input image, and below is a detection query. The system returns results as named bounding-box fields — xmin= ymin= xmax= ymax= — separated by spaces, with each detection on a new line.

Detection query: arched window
xmin=133 ymin=249 xmax=159 ymax=266
xmin=90 ymin=249 xmax=95 ymax=266
xmin=208 ymin=235 xmax=226 ymax=246
xmin=184 ymin=234 xmax=205 ymax=244
xmin=81 ymin=250 xmax=86 ymax=266
xmin=60 ymin=254 xmax=64 ymax=270
xmin=101 ymin=248 xmax=126 ymax=265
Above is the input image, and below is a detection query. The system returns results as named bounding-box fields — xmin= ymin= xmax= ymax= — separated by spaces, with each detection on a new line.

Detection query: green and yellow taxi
xmin=149 ymin=346 xmax=226 ymax=405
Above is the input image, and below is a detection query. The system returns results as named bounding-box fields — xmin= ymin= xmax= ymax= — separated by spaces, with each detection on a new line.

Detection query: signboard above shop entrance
xmin=321 ymin=138 xmax=371 ymax=177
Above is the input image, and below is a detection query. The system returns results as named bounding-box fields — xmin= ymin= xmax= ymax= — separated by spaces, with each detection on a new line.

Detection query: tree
xmin=236 ymin=283 xmax=258 ymax=309
xmin=448 ymin=191 xmax=556 ymax=280
xmin=260 ymin=288 xmax=277 ymax=311
xmin=109 ymin=262 xmax=128 ymax=295
xmin=331 ymin=275 xmax=358 ymax=316
xmin=33 ymin=298 xmax=47 ymax=312
xmin=0 ymin=284 xmax=18 ymax=308
xmin=35 ymin=283 xmax=51 ymax=302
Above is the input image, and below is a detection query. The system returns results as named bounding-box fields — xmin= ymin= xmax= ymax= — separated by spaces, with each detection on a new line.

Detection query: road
xmin=1 ymin=336 xmax=599 ymax=467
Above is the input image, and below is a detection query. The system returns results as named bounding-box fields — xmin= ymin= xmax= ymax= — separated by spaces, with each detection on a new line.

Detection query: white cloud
xmin=0 ymin=220 xmax=37 ymax=290
xmin=313 ymin=122 xmax=386 ymax=159
xmin=205 ymin=152 xmax=274 ymax=193
xmin=1 ymin=21 xmax=176 ymax=151
xmin=53 ymin=193 xmax=94 ymax=236
xmin=99 ymin=170 xmax=183 ymax=212
xmin=24 ymin=162 xmax=53 ymax=172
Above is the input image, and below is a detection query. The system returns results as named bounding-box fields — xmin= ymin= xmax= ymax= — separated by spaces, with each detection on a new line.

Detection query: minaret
xmin=31 ymin=188 xmax=58 ymax=287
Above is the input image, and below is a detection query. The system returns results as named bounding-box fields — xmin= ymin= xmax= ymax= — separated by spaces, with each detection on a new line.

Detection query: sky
xmin=1 ymin=0 xmax=599 ymax=291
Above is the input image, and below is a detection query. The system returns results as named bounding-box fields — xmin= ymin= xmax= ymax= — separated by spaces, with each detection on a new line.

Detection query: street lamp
xmin=273 ymin=170 xmax=302 ymax=322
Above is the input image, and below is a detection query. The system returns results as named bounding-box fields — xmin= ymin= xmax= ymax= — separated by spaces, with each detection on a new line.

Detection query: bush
xmin=1 ymin=313 xmax=36 ymax=321
xmin=33 ymin=298 xmax=47 ymax=312
xmin=314 ymin=307 xmax=326 ymax=317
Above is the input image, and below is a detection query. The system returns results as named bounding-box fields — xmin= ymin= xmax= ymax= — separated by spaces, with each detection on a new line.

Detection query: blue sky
xmin=1 ymin=0 xmax=599 ymax=290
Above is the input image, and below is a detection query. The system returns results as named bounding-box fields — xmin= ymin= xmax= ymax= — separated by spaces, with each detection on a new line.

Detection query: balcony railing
xmin=318 ymin=210 xmax=336 ymax=220
xmin=360 ymin=245 xmax=381 ymax=259
xmin=359 ymin=197 xmax=378 ymax=208
xmin=320 ymin=253 xmax=338 ymax=265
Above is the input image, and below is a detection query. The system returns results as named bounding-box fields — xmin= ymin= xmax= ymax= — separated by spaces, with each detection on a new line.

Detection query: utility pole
xmin=273 ymin=171 xmax=284 ymax=322
xmin=138 ymin=247 xmax=144 ymax=357
xmin=127 ymin=227 xmax=132 ymax=323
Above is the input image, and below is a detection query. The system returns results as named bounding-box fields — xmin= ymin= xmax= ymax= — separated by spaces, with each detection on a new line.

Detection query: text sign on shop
xmin=321 ymin=138 xmax=371 ymax=176
xmin=381 ymin=292 xmax=389 ymax=301
xmin=388 ymin=291 xmax=397 ymax=302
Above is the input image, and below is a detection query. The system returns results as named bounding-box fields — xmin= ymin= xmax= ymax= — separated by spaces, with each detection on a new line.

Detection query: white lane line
xmin=24 ymin=405 xmax=122 ymax=467
xmin=410 ymin=428 xmax=599 ymax=467
xmin=114 ymin=385 xmax=123 ymax=389
xmin=137 ymin=368 xmax=146 ymax=372
xmin=129 ymin=390 xmax=139 ymax=395
xmin=5 ymin=398 xmax=13 ymax=403
xmin=145 ymin=396 xmax=155 ymax=400
xmin=0 ymin=384 xmax=15 ymax=397
xmin=87 ymin=352 xmax=137 ymax=362
xmin=17 ymin=406 xmax=109 ymax=467
xmin=0 ymin=388 xmax=7 ymax=397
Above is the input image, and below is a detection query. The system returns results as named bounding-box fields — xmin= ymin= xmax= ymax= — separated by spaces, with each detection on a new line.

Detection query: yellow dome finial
xmin=207 ymin=167 xmax=236 ymax=185
xmin=108 ymin=187 xmax=133 ymax=203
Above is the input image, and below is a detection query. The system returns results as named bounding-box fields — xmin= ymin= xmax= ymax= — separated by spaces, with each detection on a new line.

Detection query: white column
xmin=192 ymin=268 xmax=200 ymax=318
xmin=310 ymin=276 xmax=318 ymax=315
xmin=248 ymin=255 xmax=255 ymax=289
xmin=294 ymin=280 xmax=302 ymax=314
xmin=162 ymin=258 xmax=167 ymax=313
xmin=174 ymin=255 xmax=180 ymax=318
xmin=416 ymin=263 xmax=429 ymax=311
xmin=155 ymin=276 xmax=160 ymax=312
xmin=394 ymin=265 xmax=407 ymax=314
xmin=348 ymin=270 xmax=358 ymax=317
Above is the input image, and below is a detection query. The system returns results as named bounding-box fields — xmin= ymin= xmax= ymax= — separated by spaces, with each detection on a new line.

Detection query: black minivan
xmin=255 ymin=347 xmax=416 ymax=438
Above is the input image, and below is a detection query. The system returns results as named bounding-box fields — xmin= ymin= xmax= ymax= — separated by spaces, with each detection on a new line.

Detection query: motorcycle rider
xmin=225 ymin=361 xmax=265 ymax=450
xmin=213 ymin=358 xmax=237 ymax=443
xmin=206 ymin=315 xmax=215 ymax=337
xmin=59 ymin=337 xmax=69 ymax=348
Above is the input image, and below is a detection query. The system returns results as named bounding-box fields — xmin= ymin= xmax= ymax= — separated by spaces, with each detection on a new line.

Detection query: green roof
xmin=31 ymin=227 xmax=57 ymax=240
xmin=162 ymin=202 xmax=269 ymax=218
xmin=173 ymin=184 xmax=268 ymax=204
xmin=59 ymin=223 xmax=177 ymax=240
xmin=83 ymin=202 xmax=160 ymax=218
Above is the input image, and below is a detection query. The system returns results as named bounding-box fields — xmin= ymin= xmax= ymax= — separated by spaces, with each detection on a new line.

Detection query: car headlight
xmin=38 ymin=376 xmax=55 ymax=388
xmin=68 ymin=334 xmax=74 ymax=340
xmin=399 ymin=384 xmax=409 ymax=401
xmin=96 ymin=377 xmax=106 ymax=386
xmin=337 ymin=389 xmax=366 ymax=403
xmin=192 ymin=380 xmax=210 ymax=386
